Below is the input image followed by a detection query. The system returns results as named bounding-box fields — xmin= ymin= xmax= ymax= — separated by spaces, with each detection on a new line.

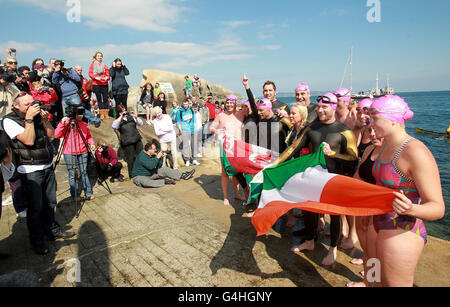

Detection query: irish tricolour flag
xmin=250 ymin=145 xmax=396 ymax=236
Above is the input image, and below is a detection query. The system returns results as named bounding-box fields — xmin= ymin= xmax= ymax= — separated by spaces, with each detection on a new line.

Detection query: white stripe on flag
xmin=258 ymin=165 xmax=338 ymax=209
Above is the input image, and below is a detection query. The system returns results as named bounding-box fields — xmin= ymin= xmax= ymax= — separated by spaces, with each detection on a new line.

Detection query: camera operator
xmin=131 ymin=139 xmax=195 ymax=188
xmin=95 ymin=139 xmax=124 ymax=183
xmin=112 ymin=104 xmax=143 ymax=179
xmin=55 ymin=106 xmax=96 ymax=202
xmin=1 ymin=92 xmax=75 ymax=255
xmin=52 ymin=61 xmax=101 ymax=128
xmin=0 ymin=66 xmax=20 ymax=119
xmin=110 ymin=59 xmax=129 ymax=109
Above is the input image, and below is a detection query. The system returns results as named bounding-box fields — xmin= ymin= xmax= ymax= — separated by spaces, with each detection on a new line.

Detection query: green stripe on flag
xmin=248 ymin=144 xmax=327 ymax=204
xmin=220 ymin=140 xmax=237 ymax=176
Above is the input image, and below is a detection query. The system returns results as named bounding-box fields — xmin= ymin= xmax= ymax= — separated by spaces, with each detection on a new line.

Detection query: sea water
xmin=279 ymin=91 xmax=450 ymax=241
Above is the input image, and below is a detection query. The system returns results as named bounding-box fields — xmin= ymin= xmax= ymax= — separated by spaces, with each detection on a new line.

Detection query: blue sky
xmin=1 ymin=0 xmax=450 ymax=95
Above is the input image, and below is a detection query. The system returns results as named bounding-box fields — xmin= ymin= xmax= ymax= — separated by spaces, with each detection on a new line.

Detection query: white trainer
xmin=192 ymin=160 xmax=200 ymax=166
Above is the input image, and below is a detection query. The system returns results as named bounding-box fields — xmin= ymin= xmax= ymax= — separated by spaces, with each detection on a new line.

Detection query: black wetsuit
xmin=243 ymin=88 xmax=260 ymax=145
xmin=306 ymin=104 xmax=318 ymax=124
xmin=272 ymin=99 xmax=290 ymax=114
xmin=258 ymin=116 xmax=289 ymax=154
xmin=298 ymin=120 xmax=359 ymax=247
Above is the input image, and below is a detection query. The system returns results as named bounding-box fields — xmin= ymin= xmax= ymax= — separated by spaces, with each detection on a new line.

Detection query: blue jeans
xmin=64 ymin=153 xmax=93 ymax=199
xmin=62 ymin=93 xmax=100 ymax=125
xmin=20 ymin=167 xmax=59 ymax=248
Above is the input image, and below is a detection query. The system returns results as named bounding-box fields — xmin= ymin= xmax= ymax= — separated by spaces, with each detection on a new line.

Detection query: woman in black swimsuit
xmin=346 ymin=127 xmax=383 ymax=287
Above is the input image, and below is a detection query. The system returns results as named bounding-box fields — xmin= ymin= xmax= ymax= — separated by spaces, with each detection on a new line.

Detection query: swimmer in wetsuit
xmin=290 ymin=92 xmax=359 ymax=266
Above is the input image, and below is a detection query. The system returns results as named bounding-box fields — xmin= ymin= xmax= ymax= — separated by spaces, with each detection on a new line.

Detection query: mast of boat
xmin=376 ymin=73 xmax=379 ymax=94
xmin=349 ymin=46 xmax=353 ymax=95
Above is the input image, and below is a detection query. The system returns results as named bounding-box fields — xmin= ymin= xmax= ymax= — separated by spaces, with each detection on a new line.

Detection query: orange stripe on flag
xmin=252 ymin=176 xmax=395 ymax=236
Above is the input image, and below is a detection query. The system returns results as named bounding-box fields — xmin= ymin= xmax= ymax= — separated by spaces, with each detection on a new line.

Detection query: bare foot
xmin=321 ymin=247 xmax=337 ymax=266
xmin=341 ymin=236 xmax=359 ymax=250
xmin=223 ymin=199 xmax=230 ymax=206
xmin=350 ymin=258 xmax=364 ymax=265
xmin=346 ymin=281 xmax=367 ymax=287
xmin=291 ymin=240 xmax=314 ymax=253
xmin=246 ymin=212 xmax=255 ymax=218
xmin=318 ymin=217 xmax=325 ymax=232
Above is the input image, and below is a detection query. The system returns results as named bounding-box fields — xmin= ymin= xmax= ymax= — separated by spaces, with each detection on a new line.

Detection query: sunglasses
xmin=335 ymin=90 xmax=350 ymax=98
xmin=8 ymin=61 xmax=18 ymax=65
xmin=356 ymin=107 xmax=370 ymax=113
xmin=316 ymin=96 xmax=337 ymax=104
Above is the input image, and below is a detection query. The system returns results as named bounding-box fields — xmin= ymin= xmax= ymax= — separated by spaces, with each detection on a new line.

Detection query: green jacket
xmin=131 ymin=151 xmax=163 ymax=178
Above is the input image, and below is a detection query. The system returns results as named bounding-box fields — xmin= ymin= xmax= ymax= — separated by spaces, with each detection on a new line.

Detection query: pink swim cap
xmin=317 ymin=92 xmax=338 ymax=110
xmin=295 ymin=83 xmax=310 ymax=95
xmin=335 ymin=88 xmax=351 ymax=104
xmin=370 ymin=95 xmax=414 ymax=124
xmin=358 ymin=98 xmax=373 ymax=109
xmin=226 ymin=94 xmax=238 ymax=102
xmin=257 ymin=98 xmax=272 ymax=111
xmin=240 ymin=98 xmax=250 ymax=108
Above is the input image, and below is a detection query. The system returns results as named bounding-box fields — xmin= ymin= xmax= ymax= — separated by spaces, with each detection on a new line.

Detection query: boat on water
xmin=415 ymin=127 xmax=450 ymax=138
xmin=352 ymin=74 xmax=395 ymax=100
xmin=340 ymin=47 xmax=395 ymax=100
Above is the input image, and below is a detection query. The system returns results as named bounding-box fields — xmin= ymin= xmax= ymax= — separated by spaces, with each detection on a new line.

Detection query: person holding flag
xmin=210 ymin=94 xmax=247 ymax=206
xmin=290 ymin=92 xmax=359 ymax=266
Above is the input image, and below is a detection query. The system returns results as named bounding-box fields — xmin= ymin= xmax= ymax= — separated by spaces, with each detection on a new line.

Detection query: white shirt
xmin=2 ymin=118 xmax=53 ymax=174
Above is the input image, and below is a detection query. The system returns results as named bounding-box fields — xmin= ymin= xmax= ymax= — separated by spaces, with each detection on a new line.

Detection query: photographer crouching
xmin=2 ymin=92 xmax=75 ymax=255
xmin=55 ymin=106 xmax=96 ymax=202
xmin=95 ymin=139 xmax=124 ymax=183
xmin=52 ymin=60 xmax=101 ymax=128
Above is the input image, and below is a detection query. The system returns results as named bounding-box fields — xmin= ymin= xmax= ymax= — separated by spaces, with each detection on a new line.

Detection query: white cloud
xmin=222 ymin=20 xmax=251 ymax=29
xmin=0 ymin=41 xmax=45 ymax=57
xmin=2 ymin=0 xmax=187 ymax=32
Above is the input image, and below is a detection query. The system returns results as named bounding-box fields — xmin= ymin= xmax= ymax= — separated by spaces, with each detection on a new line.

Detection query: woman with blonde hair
xmin=89 ymin=51 xmax=110 ymax=118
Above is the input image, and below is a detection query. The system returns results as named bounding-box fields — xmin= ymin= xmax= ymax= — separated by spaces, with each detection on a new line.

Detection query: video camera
xmin=54 ymin=60 xmax=71 ymax=74
xmin=65 ymin=105 xmax=85 ymax=120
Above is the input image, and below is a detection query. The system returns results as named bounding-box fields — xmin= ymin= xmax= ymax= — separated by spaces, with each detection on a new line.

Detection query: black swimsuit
xmin=358 ymin=147 xmax=376 ymax=184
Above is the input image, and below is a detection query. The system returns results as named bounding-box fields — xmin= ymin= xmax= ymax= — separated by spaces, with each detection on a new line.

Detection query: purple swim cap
xmin=370 ymin=95 xmax=414 ymax=124
xmin=317 ymin=92 xmax=338 ymax=110
xmin=295 ymin=83 xmax=310 ymax=95
xmin=335 ymin=88 xmax=351 ymax=104
xmin=358 ymin=98 xmax=374 ymax=109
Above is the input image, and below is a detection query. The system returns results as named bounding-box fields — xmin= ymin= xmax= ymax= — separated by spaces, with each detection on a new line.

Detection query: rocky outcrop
xmin=126 ymin=69 xmax=241 ymax=111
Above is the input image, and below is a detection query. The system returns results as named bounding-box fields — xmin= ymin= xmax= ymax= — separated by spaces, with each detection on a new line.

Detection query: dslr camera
xmin=0 ymin=66 xmax=16 ymax=83
xmin=32 ymin=100 xmax=51 ymax=112
xmin=54 ymin=60 xmax=71 ymax=74
xmin=65 ymin=105 xmax=85 ymax=120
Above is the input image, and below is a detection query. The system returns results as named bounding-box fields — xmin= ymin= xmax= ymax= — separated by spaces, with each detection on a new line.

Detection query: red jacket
xmin=95 ymin=146 xmax=118 ymax=166
xmin=30 ymin=89 xmax=58 ymax=122
xmin=88 ymin=62 xmax=110 ymax=86
xmin=55 ymin=120 xmax=95 ymax=155
xmin=205 ymin=102 xmax=216 ymax=120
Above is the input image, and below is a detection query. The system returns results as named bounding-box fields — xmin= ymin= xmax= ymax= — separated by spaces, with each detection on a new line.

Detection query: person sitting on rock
xmin=95 ymin=139 xmax=124 ymax=183
xmin=131 ymin=139 xmax=195 ymax=188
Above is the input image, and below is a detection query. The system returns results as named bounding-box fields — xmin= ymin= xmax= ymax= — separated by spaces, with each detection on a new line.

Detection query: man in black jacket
xmin=2 ymin=92 xmax=75 ymax=255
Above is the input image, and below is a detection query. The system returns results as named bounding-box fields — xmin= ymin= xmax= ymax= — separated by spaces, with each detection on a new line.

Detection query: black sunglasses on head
xmin=316 ymin=96 xmax=337 ymax=104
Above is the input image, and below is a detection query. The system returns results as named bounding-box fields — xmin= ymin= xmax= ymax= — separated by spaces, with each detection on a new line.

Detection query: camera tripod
xmin=54 ymin=118 xmax=112 ymax=218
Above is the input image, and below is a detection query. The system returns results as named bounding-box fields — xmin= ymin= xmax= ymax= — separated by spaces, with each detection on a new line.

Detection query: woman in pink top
xmin=89 ymin=51 xmax=110 ymax=112
xmin=153 ymin=106 xmax=179 ymax=170
xmin=55 ymin=110 xmax=97 ymax=201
